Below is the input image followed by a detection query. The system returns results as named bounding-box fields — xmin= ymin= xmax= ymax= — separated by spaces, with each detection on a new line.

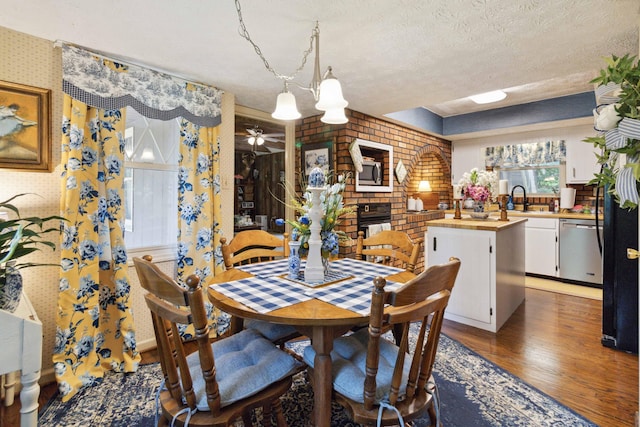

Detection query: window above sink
xmin=496 ymin=164 xmax=565 ymax=197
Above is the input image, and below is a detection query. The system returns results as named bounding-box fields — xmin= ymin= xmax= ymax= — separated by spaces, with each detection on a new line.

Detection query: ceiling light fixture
xmin=247 ymin=126 xmax=265 ymax=146
xmin=247 ymin=135 xmax=264 ymax=146
xmin=235 ymin=0 xmax=348 ymax=124
xmin=469 ymin=90 xmax=507 ymax=104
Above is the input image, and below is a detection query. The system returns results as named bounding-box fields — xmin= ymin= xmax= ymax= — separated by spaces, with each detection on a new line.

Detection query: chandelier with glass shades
xmin=234 ymin=0 xmax=349 ymax=124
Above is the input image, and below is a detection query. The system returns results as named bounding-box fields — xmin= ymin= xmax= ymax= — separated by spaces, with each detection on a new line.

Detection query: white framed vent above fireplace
xmin=354 ymin=138 xmax=393 ymax=193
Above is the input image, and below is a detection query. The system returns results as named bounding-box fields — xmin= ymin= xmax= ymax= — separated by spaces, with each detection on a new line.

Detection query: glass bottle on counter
xmin=506 ymin=195 xmax=514 ymax=210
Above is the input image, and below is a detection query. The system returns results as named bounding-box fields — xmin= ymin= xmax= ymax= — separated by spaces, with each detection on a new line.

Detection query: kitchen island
xmin=426 ymin=217 xmax=527 ymax=332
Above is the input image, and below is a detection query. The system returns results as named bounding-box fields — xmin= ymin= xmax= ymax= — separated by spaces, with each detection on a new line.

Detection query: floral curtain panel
xmin=57 ymin=44 xmax=224 ymax=401
xmin=55 ymin=96 xmax=139 ymax=401
xmin=176 ymin=120 xmax=229 ymax=337
xmin=484 ymin=140 xmax=566 ymax=168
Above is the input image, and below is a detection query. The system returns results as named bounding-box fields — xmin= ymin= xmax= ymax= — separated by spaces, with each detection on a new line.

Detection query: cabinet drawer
xmin=525 ymin=217 xmax=557 ymax=229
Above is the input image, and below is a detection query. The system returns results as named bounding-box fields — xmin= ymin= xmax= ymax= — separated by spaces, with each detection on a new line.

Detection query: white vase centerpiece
xmin=304 ymin=168 xmax=326 ymax=283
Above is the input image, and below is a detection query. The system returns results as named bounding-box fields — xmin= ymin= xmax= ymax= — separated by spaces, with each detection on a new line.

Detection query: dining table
xmin=207 ymin=257 xmax=416 ymax=427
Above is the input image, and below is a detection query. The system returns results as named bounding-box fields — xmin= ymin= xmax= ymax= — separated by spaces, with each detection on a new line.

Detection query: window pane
xmin=123 ymin=107 xmax=179 ymax=253
xmin=124 ymin=168 xmax=178 ymax=250
xmin=498 ymin=166 xmax=561 ymax=196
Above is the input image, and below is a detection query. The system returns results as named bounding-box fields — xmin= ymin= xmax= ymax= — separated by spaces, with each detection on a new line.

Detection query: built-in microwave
xmin=359 ymin=160 xmax=383 ymax=186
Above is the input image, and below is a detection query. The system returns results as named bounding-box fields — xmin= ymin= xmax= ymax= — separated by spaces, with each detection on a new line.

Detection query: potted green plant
xmin=585 ymin=54 xmax=640 ymax=209
xmin=0 ymin=193 xmax=63 ymax=312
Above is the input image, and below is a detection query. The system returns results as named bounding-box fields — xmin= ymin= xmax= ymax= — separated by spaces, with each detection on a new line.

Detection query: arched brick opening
xmin=405 ymin=145 xmax=452 ymax=209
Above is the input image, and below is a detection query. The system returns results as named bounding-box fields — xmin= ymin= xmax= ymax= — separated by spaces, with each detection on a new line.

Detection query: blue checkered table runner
xmin=221 ymin=258 xmax=406 ymax=315
xmin=236 ymin=257 xmax=404 ymax=279
xmin=328 ymin=258 xmax=404 ymax=278
xmin=211 ymin=275 xmax=312 ymax=314
xmin=307 ymin=276 xmax=402 ymax=315
xmin=236 ymin=258 xmax=290 ymax=277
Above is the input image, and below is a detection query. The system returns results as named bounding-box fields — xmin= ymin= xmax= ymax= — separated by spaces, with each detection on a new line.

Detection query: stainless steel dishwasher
xmin=559 ymin=218 xmax=603 ymax=285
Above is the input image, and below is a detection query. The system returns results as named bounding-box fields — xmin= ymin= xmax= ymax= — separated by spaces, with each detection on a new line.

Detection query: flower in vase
xmin=458 ymin=168 xmax=499 ymax=202
xmin=275 ymin=171 xmax=353 ymax=258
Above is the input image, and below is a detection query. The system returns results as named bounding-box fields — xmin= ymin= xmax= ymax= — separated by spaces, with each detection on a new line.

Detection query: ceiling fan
xmin=246 ymin=125 xmax=284 ymax=146
xmin=234 ymin=124 xmax=285 ymax=155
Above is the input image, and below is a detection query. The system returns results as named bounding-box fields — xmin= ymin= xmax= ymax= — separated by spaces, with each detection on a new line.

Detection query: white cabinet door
xmin=427 ymin=228 xmax=492 ymax=325
xmin=565 ymin=138 xmax=599 ymax=184
xmin=451 ymin=143 xmax=482 ymax=184
xmin=525 ymin=227 xmax=557 ymax=276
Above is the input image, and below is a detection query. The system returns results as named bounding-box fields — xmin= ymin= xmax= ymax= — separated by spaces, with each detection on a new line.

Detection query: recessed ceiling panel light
xmin=469 ymin=90 xmax=507 ymax=104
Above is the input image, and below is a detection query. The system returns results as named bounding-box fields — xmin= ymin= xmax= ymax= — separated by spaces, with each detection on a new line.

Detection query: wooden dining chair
xmin=219 ymin=230 xmax=300 ymax=346
xmin=133 ymin=256 xmax=302 ymax=427
xmin=355 ymin=230 xmax=424 ymax=273
xmin=302 ymin=257 xmax=461 ymax=427
xmin=220 ymin=230 xmax=289 ymax=268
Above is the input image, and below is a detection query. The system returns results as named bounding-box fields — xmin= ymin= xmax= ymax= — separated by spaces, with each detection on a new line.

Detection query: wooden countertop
xmin=443 ymin=209 xmax=603 ymax=221
xmin=426 ymin=217 xmax=528 ymax=231
xmin=501 ymin=211 xmax=603 ymax=220
xmin=406 ymin=210 xmax=446 ymax=221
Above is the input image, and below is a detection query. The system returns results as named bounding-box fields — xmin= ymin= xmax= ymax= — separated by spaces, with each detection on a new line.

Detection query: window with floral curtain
xmin=485 ymin=140 xmax=566 ymax=196
xmin=55 ymin=44 xmax=223 ymax=401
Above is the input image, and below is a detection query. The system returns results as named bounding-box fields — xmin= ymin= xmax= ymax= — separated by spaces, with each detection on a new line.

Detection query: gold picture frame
xmin=0 ymin=80 xmax=52 ymax=172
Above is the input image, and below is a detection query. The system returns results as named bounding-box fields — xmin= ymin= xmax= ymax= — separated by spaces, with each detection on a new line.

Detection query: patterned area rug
xmin=39 ymin=333 xmax=597 ymax=426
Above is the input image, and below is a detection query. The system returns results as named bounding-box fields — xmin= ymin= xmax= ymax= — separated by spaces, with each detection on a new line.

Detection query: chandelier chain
xmin=234 ymin=0 xmax=318 ymax=82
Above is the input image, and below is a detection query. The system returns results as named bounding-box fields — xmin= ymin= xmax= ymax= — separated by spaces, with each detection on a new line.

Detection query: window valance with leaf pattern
xmin=484 ymin=140 xmax=566 ymax=168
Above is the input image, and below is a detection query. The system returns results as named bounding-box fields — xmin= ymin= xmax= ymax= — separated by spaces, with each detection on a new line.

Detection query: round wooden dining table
xmin=207 ymin=266 xmax=416 ymax=427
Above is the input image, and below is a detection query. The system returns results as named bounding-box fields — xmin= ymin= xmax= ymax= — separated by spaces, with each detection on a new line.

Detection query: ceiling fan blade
xmin=265 ymin=145 xmax=285 ymax=154
xmin=262 ymin=132 xmax=285 ymax=138
xmin=263 ymin=136 xmax=284 ymax=143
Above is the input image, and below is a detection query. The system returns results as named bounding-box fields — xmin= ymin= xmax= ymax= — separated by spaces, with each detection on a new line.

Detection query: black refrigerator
xmin=601 ymin=191 xmax=638 ymax=353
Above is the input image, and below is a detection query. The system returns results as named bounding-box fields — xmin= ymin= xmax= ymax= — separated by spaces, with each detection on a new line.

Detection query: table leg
xmin=311 ymin=326 xmax=335 ymax=427
xmin=19 ymin=370 xmax=40 ymax=427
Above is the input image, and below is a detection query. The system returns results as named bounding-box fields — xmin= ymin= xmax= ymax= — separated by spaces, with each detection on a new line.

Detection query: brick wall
xmin=295 ymin=109 xmax=452 ymax=272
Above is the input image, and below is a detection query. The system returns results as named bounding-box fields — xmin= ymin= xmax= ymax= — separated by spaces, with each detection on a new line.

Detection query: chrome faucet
xmin=511 ymin=185 xmax=529 ymax=212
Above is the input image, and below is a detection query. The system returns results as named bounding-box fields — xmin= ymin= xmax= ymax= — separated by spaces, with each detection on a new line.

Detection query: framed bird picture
xmin=0 ymin=80 xmax=52 ymax=172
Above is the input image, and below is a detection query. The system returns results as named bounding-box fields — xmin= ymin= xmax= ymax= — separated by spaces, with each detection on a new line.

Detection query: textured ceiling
xmin=0 ymin=0 xmax=638 ymax=120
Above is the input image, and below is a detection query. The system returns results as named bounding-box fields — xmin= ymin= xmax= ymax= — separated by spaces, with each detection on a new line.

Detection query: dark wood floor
xmin=442 ymin=288 xmax=638 ymax=427
xmin=1 ymin=288 xmax=637 ymax=427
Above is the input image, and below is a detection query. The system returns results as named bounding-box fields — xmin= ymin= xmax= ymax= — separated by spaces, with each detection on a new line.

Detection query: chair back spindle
xmin=134 ymin=255 xmax=299 ymax=426
xmin=303 ymin=256 xmax=461 ymax=426
xmin=220 ymin=230 xmax=289 ymax=268
xmin=356 ymin=230 xmax=423 ymax=272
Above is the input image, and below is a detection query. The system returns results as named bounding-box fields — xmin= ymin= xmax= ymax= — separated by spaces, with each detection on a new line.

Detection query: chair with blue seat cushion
xmin=303 ymin=257 xmax=461 ymax=427
xmin=133 ymin=255 xmax=302 ymax=427
xmin=220 ymin=230 xmax=300 ymax=346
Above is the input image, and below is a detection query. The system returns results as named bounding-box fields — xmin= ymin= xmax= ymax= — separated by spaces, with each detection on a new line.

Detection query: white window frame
xmin=496 ymin=164 xmax=566 ymax=197
xmin=123 ymin=110 xmax=180 ymax=264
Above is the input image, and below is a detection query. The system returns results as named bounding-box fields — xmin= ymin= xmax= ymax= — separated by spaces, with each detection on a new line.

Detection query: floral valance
xmin=484 ymin=140 xmax=566 ymax=168
xmin=61 ymin=44 xmax=222 ymax=127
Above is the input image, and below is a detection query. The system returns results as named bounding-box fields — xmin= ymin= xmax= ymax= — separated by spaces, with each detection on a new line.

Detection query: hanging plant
xmin=585 ymin=54 xmax=640 ymax=209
